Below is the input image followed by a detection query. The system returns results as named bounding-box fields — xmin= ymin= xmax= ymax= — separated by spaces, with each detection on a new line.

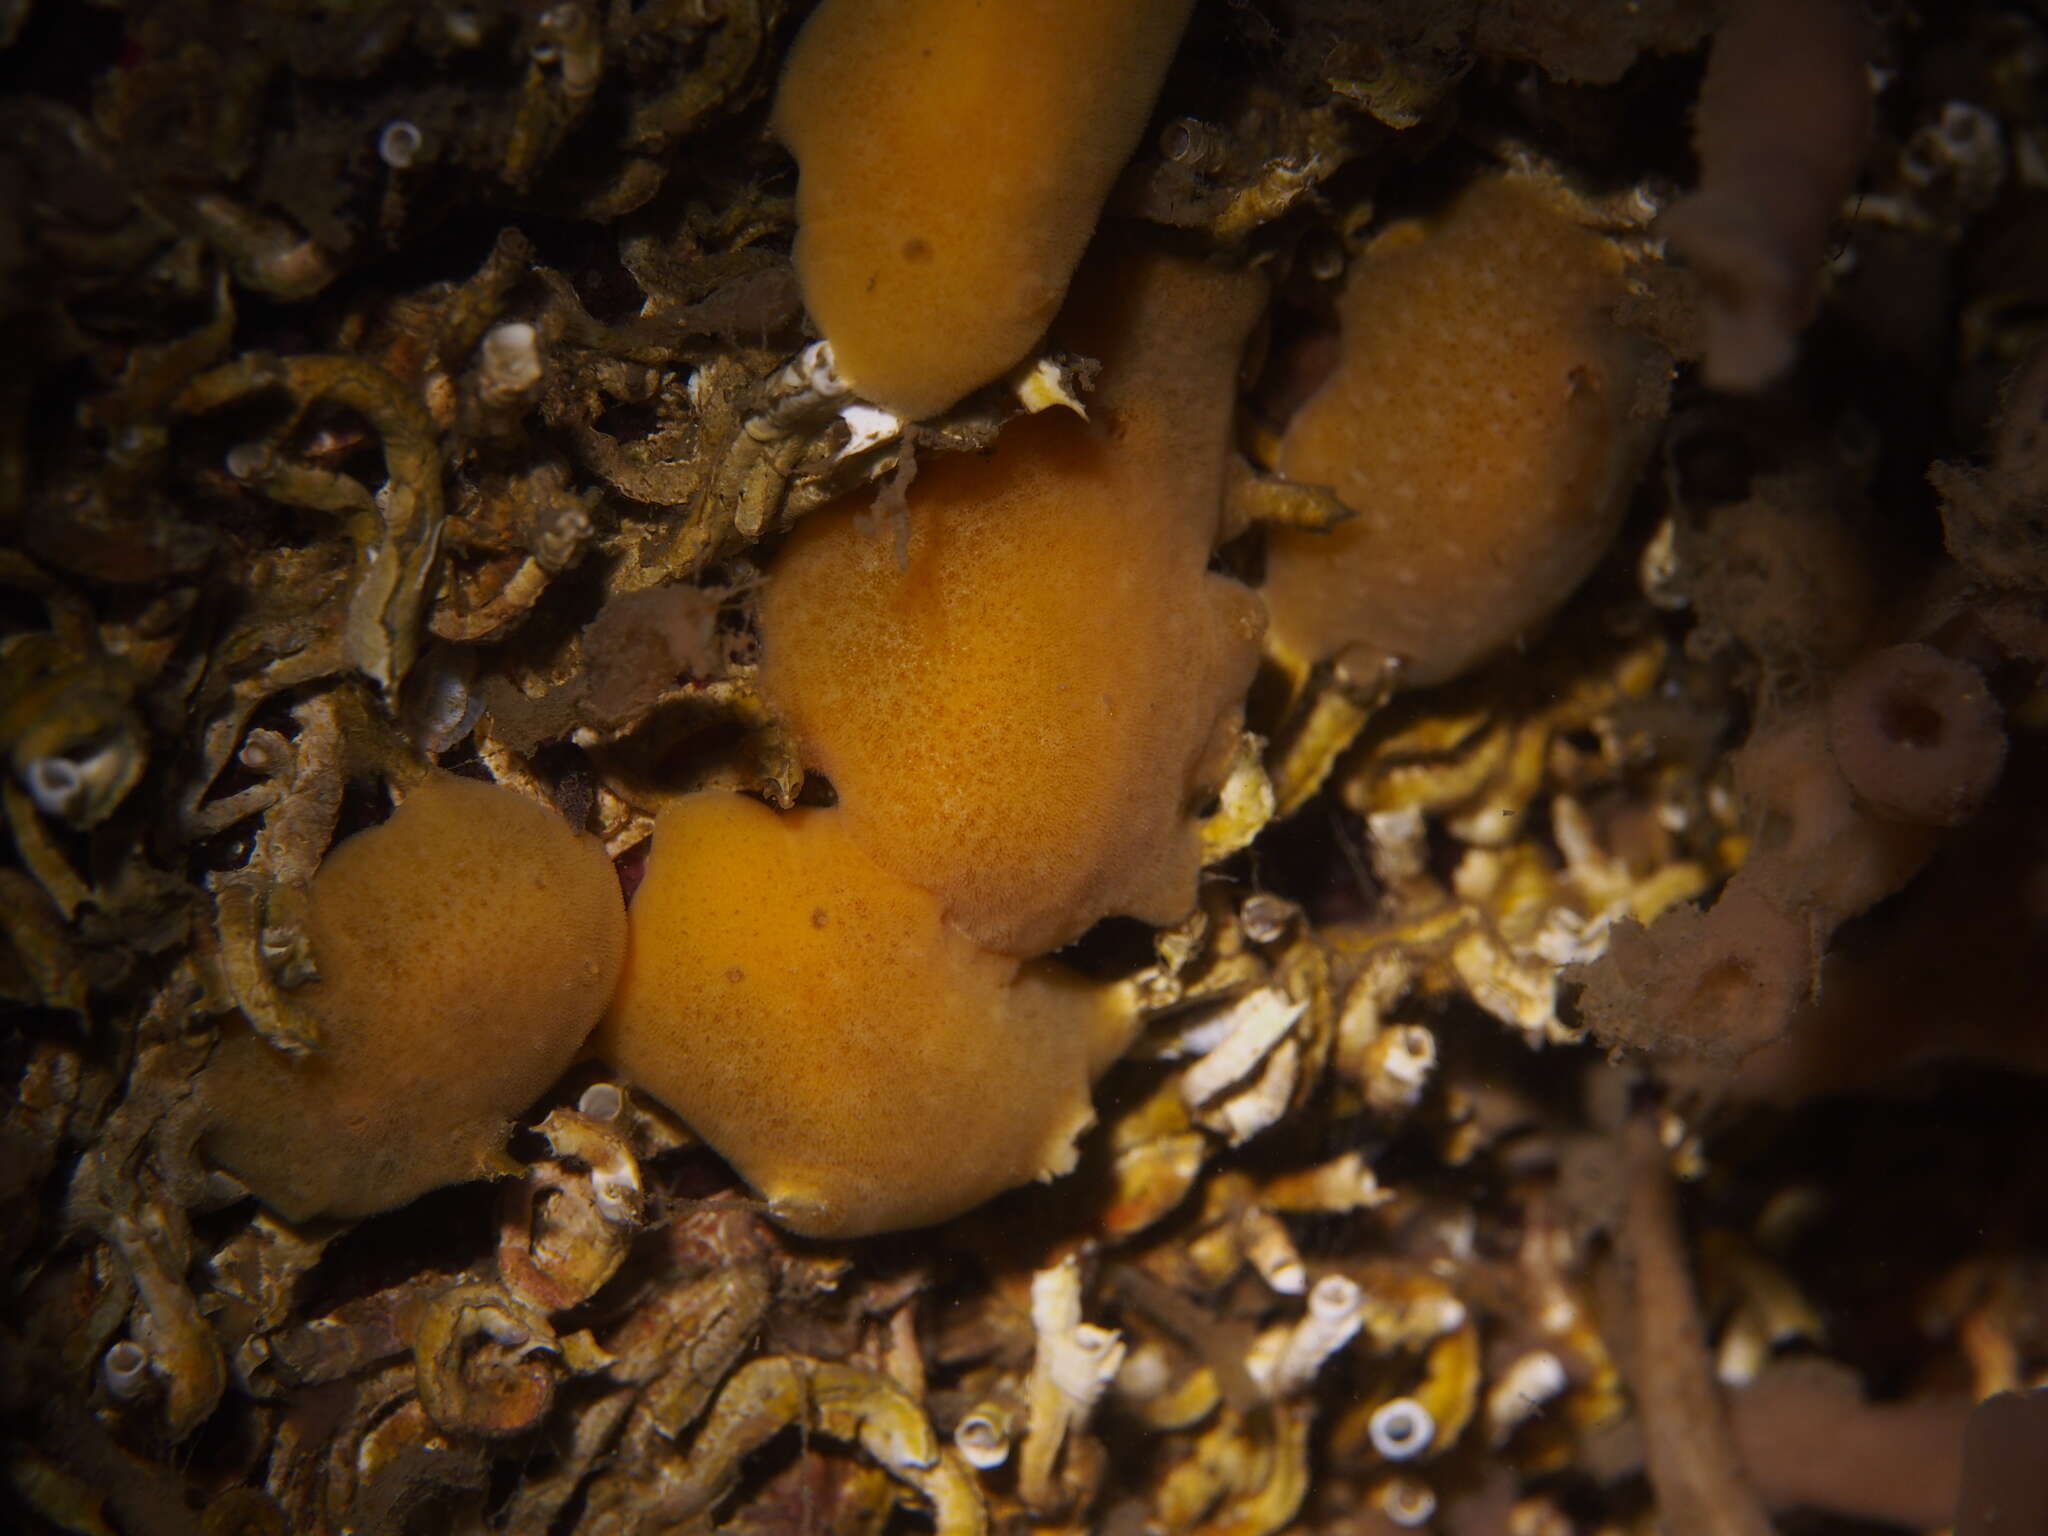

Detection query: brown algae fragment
xmin=595 ymin=793 xmax=1134 ymax=1238
xmin=199 ymin=774 xmax=627 ymax=1222
xmin=756 ymin=244 xmax=1267 ymax=957
xmin=1263 ymin=175 xmax=1668 ymax=692
xmin=774 ymin=0 xmax=1197 ymax=420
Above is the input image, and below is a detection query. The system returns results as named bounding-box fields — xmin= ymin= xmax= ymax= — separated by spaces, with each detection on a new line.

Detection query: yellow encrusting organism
xmin=1264 ymin=176 xmax=1668 ymax=693
xmin=199 ymin=774 xmax=627 ymax=1222
xmin=593 ymin=793 xmax=1134 ymax=1239
xmin=755 ymin=241 xmax=1268 ymax=956
xmin=774 ymin=0 xmax=1198 ymax=421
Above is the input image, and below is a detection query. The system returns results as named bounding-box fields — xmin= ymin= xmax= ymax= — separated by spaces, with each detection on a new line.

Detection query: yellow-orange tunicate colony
xmin=774 ymin=0 xmax=1197 ymax=420
xmin=593 ymin=793 xmax=1133 ymax=1238
xmin=199 ymin=775 xmax=627 ymax=1222
xmin=1264 ymin=175 xmax=1668 ymax=692
xmin=755 ymin=242 xmax=1268 ymax=956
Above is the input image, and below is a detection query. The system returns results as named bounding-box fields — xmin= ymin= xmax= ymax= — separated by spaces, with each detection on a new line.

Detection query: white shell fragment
xmin=1373 ymin=1474 xmax=1438 ymax=1528
xmin=101 ymin=1340 xmax=151 ymax=1401
xmin=1210 ymin=1039 xmax=1301 ymax=1144
xmin=953 ymin=1403 xmax=1014 ymax=1470
xmin=1020 ymin=1257 xmax=1125 ymax=1504
xmin=576 ymin=1082 xmax=624 ymax=1121
xmin=834 ymin=402 xmax=904 ymax=459
xmin=378 ymin=120 xmax=423 ymax=168
xmin=1179 ymin=988 xmax=1306 ymax=1108
xmin=478 ymin=322 xmax=544 ymax=405
xmin=1362 ymin=1023 xmax=1437 ymax=1113
xmin=1242 ymin=1206 xmax=1307 ymax=1295
xmin=1009 ymin=355 xmax=1089 ymax=418
xmin=1486 ymin=1349 xmax=1569 ymax=1443
xmin=757 ymin=340 xmax=850 ymax=439
xmin=1246 ymin=1273 xmax=1364 ymax=1398
xmin=1367 ymin=806 xmax=1429 ymax=883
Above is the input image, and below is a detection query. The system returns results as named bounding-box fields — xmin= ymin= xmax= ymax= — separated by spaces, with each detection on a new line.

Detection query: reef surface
xmin=3 ymin=2 xmax=2046 ymax=1534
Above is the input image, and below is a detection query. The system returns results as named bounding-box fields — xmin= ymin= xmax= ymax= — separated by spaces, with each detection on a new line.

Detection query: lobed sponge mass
xmin=199 ymin=774 xmax=627 ymax=1222
xmin=774 ymin=0 xmax=1197 ymax=421
xmin=592 ymin=792 xmax=1132 ymax=1239
xmin=756 ymin=242 xmax=1269 ymax=957
xmin=1263 ymin=175 xmax=1669 ymax=692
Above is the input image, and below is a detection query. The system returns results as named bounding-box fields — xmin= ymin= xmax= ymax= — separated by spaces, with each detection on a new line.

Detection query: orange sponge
xmin=1264 ymin=176 xmax=1667 ymax=691
xmin=755 ymin=243 xmax=1266 ymax=955
xmin=592 ymin=793 xmax=1132 ymax=1238
xmin=774 ymin=0 xmax=1196 ymax=420
xmin=200 ymin=774 xmax=626 ymax=1221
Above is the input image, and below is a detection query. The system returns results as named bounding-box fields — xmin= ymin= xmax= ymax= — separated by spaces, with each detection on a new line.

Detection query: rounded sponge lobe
xmin=200 ymin=774 xmax=627 ymax=1222
xmin=1264 ymin=175 xmax=1668 ymax=690
xmin=774 ymin=0 xmax=1196 ymax=420
xmin=756 ymin=244 xmax=1267 ymax=957
xmin=592 ymin=793 xmax=1121 ymax=1239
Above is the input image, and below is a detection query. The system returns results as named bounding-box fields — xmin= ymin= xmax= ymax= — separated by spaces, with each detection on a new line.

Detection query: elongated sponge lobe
xmin=774 ymin=0 xmax=1196 ymax=420
xmin=755 ymin=242 xmax=1267 ymax=956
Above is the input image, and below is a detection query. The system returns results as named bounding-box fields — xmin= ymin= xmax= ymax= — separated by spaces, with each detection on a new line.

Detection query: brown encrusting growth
xmin=1661 ymin=0 xmax=1873 ymax=390
xmin=1826 ymin=642 xmax=2006 ymax=826
xmin=1731 ymin=1360 xmax=1967 ymax=1527
xmin=1576 ymin=638 xmax=2005 ymax=1069
xmin=1679 ymin=467 xmax=1881 ymax=680
xmin=1959 ymin=1388 xmax=2048 ymax=1534
xmin=1733 ymin=791 xmax=2048 ymax=1100
xmin=1936 ymin=342 xmax=2048 ymax=593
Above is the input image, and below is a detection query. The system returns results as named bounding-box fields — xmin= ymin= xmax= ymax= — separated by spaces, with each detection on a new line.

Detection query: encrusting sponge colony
xmin=756 ymin=241 xmax=1267 ymax=957
xmin=593 ymin=794 xmax=1135 ymax=1239
xmin=774 ymin=0 xmax=1197 ymax=420
xmin=1263 ymin=175 xmax=1668 ymax=691
xmin=199 ymin=775 xmax=626 ymax=1222
xmin=599 ymin=241 xmax=1265 ymax=1235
